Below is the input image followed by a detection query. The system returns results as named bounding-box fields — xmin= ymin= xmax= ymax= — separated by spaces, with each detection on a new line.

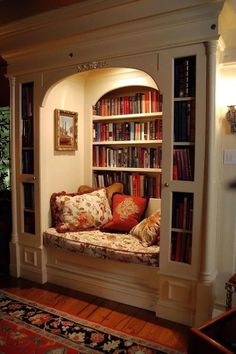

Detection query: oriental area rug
xmin=0 ymin=291 xmax=184 ymax=354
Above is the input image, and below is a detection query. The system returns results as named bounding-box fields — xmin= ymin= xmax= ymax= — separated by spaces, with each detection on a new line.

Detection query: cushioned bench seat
xmin=43 ymin=228 xmax=160 ymax=267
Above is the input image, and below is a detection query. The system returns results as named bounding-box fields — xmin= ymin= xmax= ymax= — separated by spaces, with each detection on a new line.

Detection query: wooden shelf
xmin=92 ymin=166 xmax=161 ymax=173
xmin=93 ymin=140 xmax=162 ymax=145
xmin=93 ymin=112 xmax=162 ymax=121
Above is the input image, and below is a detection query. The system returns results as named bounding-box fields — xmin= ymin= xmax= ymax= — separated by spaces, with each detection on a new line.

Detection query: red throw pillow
xmin=102 ymin=193 xmax=148 ymax=232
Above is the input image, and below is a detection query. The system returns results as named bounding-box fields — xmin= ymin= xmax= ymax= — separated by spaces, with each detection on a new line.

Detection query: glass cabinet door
xmin=170 ymin=56 xmax=196 ymax=264
xmin=21 ymin=82 xmax=35 ymax=235
xmin=160 ymin=44 xmax=206 ymax=278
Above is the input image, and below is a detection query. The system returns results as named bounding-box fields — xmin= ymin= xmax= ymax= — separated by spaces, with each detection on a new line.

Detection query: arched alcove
xmin=40 ymin=67 xmax=160 ymax=230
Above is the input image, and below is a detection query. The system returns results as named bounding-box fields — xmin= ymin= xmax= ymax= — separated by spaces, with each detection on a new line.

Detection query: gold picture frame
xmin=55 ymin=109 xmax=78 ymax=151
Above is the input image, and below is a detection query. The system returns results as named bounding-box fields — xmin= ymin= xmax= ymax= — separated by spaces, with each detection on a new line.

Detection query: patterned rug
xmin=0 ymin=290 xmax=184 ymax=353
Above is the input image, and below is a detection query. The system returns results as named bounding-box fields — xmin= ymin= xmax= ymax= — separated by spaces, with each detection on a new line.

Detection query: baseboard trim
xmin=46 ymin=248 xmax=159 ymax=312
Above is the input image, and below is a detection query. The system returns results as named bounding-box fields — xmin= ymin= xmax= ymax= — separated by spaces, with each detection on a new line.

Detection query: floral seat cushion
xmin=43 ymin=228 xmax=159 ymax=267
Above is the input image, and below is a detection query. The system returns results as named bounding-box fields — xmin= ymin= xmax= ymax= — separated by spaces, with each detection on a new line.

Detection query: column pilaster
xmin=9 ymin=76 xmax=20 ymax=277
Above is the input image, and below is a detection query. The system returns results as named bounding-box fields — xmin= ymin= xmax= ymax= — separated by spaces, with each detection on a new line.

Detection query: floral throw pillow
xmin=130 ymin=210 xmax=161 ymax=247
xmin=55 ymin=188 xmax=112 ymax=233
xmin=77 ymin=182 xmax=124 ymax=206
xmin=50 ymin=191 xmax=79 ymax=227
xmin=102 ymin=193 xmax=148 ymax=233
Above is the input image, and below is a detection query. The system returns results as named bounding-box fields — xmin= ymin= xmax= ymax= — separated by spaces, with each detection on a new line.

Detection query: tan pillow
xmin=130 ymin=210 xmax=161 ymax=247
xmin=106 ymin=183 xmax=124 ymax=204
xmin=77 ymin=182 xmax=124 ymax=206
xmin=77 ymin=185 xmax=95 ymax=195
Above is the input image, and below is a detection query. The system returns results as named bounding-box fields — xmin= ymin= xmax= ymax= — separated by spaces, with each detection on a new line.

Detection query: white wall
xmin=215 ymin=63 xmax=236 ymax=309
xmin=40 ymin=74 xmax=86 ymax=231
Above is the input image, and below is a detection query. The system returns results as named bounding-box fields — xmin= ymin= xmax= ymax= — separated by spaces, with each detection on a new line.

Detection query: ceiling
xmin=0 ymin=0 xmax=236 ymax=57
xmin=0 ymin=0 xmax=87 ymax=26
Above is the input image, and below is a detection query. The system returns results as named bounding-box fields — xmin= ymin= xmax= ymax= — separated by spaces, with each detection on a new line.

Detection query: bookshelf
xmin=21 ymin=82 xmax=35 ymax=235
xmin=92 ymin=86 xmax=162 ymax=198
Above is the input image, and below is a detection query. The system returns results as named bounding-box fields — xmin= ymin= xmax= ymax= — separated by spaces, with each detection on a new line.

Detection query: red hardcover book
xmin=135 ymin=122 xmax=140 ymax=140
xmin=101 ymin=98 xmax=105 ymax=116
xmin=124 ymin=96 xmax=129 ymax=114
xmin=144 ymin=92 xmax=149 ymax=113
xmin=151 ymin=90 xmax=157 ymax=112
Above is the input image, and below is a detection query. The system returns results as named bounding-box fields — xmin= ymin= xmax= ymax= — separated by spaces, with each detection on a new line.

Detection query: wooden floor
xmin=0 ymin=275 xmax=189 ymax=353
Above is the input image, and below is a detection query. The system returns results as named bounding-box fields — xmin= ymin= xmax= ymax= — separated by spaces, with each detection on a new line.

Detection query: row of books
xmin=171 ymin=193 xmax=193 ymax=230
xmin=22 ymin=149 xmax=34 ymax=174
xmin=171 ymin=232 xmax=192 ymax=263
xmin=93 ymin=146 xmax=162 ymax=169
xmin=22 ymin=83 xmax=33 ymax=119
xmin=93 ymin=90 xmax=163 ymax=116
xmin=173 ymin=147 xmax=194 ymax=181
xmin=22 ymin=118 xmax=34 ymax=147
xmin=93 ymin=119 xmax=162 ymax=142
xmin=174 ymin=56 xmax=196 ymax=98
xmin=174 ymin=100 xmax=195 ymax=142
xmin=93 ymin=171 xmax=161 ymax=198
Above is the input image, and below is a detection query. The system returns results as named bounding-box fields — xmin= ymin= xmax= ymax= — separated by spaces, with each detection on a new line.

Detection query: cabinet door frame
xmin=159 ymin=43 xmax=206 ymax=278
xmin=14 ymin=75 xmax=41 ymax=247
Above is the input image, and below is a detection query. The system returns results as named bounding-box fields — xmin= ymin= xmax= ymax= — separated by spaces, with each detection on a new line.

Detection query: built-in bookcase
xmin=21 ymin=82 xmax=35 ymax=235
xmin=92 ymin=86 xmax=162 ymax=198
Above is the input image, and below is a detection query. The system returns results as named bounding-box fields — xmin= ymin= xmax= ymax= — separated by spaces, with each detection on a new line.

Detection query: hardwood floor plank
xmin=86 ymin=299 xmax=120 ymax=323
xmin=116 ymin=314 xmax=147 ymax=336
xmin=138 ymin=322 xmax=187 ymax=351
xmin=76 ymin=297 xmax=110 ymax=319
xmin=100 ymin=307 xmax=137 ymax=328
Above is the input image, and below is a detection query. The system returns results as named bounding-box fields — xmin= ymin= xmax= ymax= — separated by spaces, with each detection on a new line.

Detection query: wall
xmin=215 ymin=63 xmax=236 ymax=309
xmin=40 ymin=73 xmax=86 ymax=231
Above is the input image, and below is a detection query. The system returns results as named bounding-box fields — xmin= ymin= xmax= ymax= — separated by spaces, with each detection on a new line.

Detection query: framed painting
xmin=55 ymin=109 xmax=78 ymax=151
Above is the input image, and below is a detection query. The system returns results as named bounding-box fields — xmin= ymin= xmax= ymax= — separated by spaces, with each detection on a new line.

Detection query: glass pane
xmin=173 ymin=145 xmax=194 ymax=181
xmin=173 ymin=56 xmax=196 ymax=182
xmin=174 ymin=100 xmax=195 ymax=143
xmin=174 ymin=56 xmax=196 ymax=98
xmin=21 ymin=83 xmax=34 ymax=174
xmin=23 ymin=182 xmax=35 ymax=234
xmin=24 ymin=211 xmax=35 ymax=234
xmin=23 ymin=183 xmax=34 ymax=210
xmin=171 ymin=192 xmax=193 ymax=264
